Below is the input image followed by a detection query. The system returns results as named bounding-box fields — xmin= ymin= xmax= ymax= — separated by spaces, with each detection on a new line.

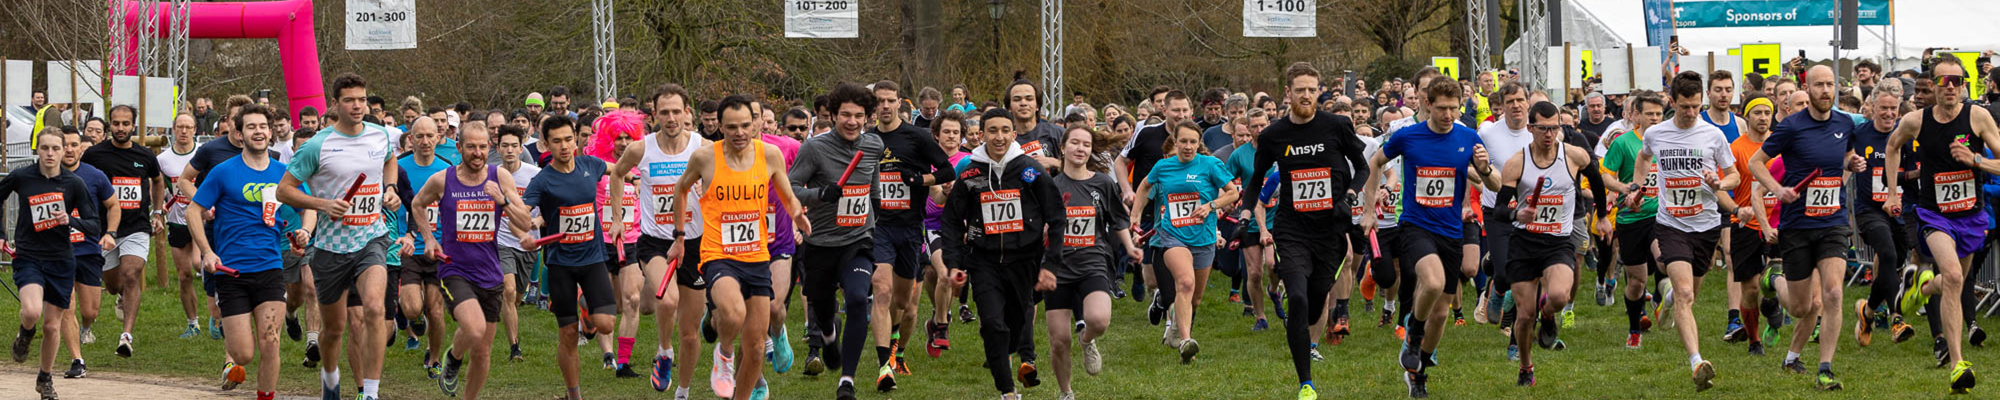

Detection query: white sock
xmin=320 ymin=368 xmax=340 ymax=389
xmin=1785 ymin=351 xmax=1801 ymax=364
xmin=189 ymin=318 xmax=199 ymax=326
xmin=362 ymin=379 xmax=379 ymax=397
xmin=306 ymin=331 xmax=319 ymax=343
xmin=658 ymin=346 xmax=672 ymax=358
xmin=839 ymin=377 xmax=854 ymax=386
xmin=1689 ymin=354 xmax=1704 ymax=370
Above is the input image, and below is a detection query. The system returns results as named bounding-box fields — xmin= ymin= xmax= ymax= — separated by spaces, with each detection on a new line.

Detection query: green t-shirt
xmin=1602 ymin=130 xmax=1659 ymax=224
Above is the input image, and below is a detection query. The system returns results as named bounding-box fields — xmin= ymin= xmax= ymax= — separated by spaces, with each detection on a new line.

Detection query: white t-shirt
xmin=1350 ymin=135 xmax=1382 ymax=224
xmin=288 ymin=123 xmax=397 ymax=253
xmin=497 ymin=163 xmax=542 ymax=250
xmin=1593 ymin=119 xmax=1635 ymax=157
xmin=1476 ymin=118 xmax=1534 ymax=208
xmin=1640 ymin=120 xmax=1735 ymax=232
xmin=157 ymin=147 xmax=197 ymax=225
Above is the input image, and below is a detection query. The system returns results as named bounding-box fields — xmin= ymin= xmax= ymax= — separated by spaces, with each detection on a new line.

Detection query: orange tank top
xmin=699 ymin=143 xmax=772 ymax=265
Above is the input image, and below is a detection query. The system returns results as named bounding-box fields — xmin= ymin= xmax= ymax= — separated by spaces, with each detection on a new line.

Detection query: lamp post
xmin=989 ymin=0 xmax=1005 ymax=70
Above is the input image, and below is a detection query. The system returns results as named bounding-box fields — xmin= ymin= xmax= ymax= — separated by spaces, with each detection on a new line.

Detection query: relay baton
xmin=214 ymin=264 xmax=240 ymax=277
xmin=342 ymin=174 xmax=369 ymax=201
xmin=834 ymin=151 xmax=865 ymax=187
xmin=1790 ymin=170 xmax=1821 ymax=194
xmin=654 ymin=257 xmax=682 ymax=299
xmin=531 ymin=233 xmax=565 ymax=247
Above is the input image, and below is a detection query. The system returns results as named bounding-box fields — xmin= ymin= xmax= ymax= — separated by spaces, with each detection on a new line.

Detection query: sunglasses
xmin=1936 ymin=75 xmax=1968 ymax=88
xmin=784 ymin=125 xmax=810 ymax=132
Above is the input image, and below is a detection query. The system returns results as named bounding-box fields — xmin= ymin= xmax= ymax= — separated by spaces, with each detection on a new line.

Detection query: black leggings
xmin=966 ymin=251 xmax=1039 ymax=394
xmin=1275 ymin=238 xmax=1342 ymax=384
xmin=1856 ymin=210 xmax=1907 ymax=311
xmin=545 ymin=263 xmax=616 ymax=327
xmin=800 ymin=243 xmax=874 ymax=379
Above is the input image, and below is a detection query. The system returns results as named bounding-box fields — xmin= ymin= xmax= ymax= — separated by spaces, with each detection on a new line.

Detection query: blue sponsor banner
xmin=1672 ymin=0 xmax=1891 ymax=29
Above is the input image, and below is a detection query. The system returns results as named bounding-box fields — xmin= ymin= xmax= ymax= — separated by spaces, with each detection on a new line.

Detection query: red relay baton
xmin=835 ymin=151 xmax=865 ymax=187
xmin=654 ymin=258 xmax=681 ymax=299
xmin=531 ymin=233 xmax=564 ymax=247
xmin=214 ymin=264 xmax=240 ymax=277
xmin=343 ymin=174 xmax=369 ymax=201
xmin=1790 ymin=170 xmax=1821 ymax=196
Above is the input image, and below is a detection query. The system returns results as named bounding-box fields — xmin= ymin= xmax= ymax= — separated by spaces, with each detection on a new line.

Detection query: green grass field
xmin=3 ymin=254 xmax=1994 ymax=399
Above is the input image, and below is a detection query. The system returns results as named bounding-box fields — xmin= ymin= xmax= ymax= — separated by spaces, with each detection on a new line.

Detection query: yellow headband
xmin=1742 ymin=97 xmax=1774 ymax=115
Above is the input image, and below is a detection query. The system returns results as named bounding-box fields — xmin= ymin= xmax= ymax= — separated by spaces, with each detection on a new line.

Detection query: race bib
xmin=558 ymin=204 xmax=596 ymax=244
xmin=425 ymin=204 xmax=439 ymax=230
xmin=68 ymin=211 xmax=83 ymax=243
xmin=1870 ymin=167 xmax=1890 ymax=203
xmin=1289 ymin=168 xmax=1334 ymax=212
xmin=1640 ymin=166 xmax=1660 ymax=197
xmin=259 ymin=184 xmax=280 ymax=227
xmin=1020 ymin=140 xmax=1048 ymax=158
xmin=1661 ymin=176 xmax=1703 ymax=217
xmin=1414 ymin=167 xmax=1455 ymax=208
xmin=980 ymin=189 xmax=1024 ymax=233
xmin=1380 ymin=183 xmax=1404 ymax=220
xmin=343 ymin=184 xmax=382 ymax=226
xmin=1935 ymin=170 xmax=1977 ymax=213
xmin=1063 ymin=206 xmax=1097 ymax=247
xmin=1803 ymin=176 xmax=1843 ymax=217
xmin=602 ymin=183 xmax=637 ymax=234
xmin=1524 ymin=195 xmax=1569 ymax=234
xmin=650 ymin=185 xmax=680 ymax=226
xmin=719 ymin=210 xmax=765 ymax=254
xmin=1167 ymin=192 xmax=1202 ymax=227
xmin=455 ymin=200 xmax=496 ymax=242
xmin=28 ymin=193 xmax=64 ymax=232
xmin=112 ymin=177 xmax=142 ymax=209
xmin=836 ymin=185 xmax=870 ymax=227
xmin=879 ymin=171 xmax=910 ymax=210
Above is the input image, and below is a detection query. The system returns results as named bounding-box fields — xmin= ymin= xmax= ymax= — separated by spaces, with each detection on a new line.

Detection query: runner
xmin=395 ymin=117 xmax=454 ymax=377
xmin=6 ymin=128 xmax=105 ymax=400
xmin=185 ymin=104 xmax=290 ymax=398
xmin=1497 ymin=101 xmax=1603 ymax=386
xmin=584 ymin=109 xmax=646 ymax=378
xmin=275 ymin=73 xmax=403 ymax=400
xmin=1362 ymin=77 xmax=1494 ymax=399
xmin=516 ymin=115 xmax=618 ymax=400
xmin=1724 ymin=94 xmax=1779 ymax=356
xmin=492 ymin=124 xmax=540 ymax=363
xmin=1701 ymin=71 xmax=1753 ymax=343
xmin=940 ymin=108 xmax=1069 ymax=400
xmin=1046 ymin=126 xmax=1134 ymax=399
xmin=1131 ymin=118 xmax=1238 ymax=363
xmin=276 ymin=127 xmax=325 ymax=368
xmin=606 ymin=83 xmax=711 ymax=394
xmin=158 ymin=114 xmax=208 ymax=340
xmin=1117 ymin=90 xmax=1193 ymax=309
xmin=1747 ymin=65 xmax=1864 ymax=390
xmin=56 ymin=128 xmax=118 ymax=378
xmin=1599 ymin=91 xmax=1667 ymax=350
xmin=1884 ymin=56 xmax=1987 ymax=394
xmin=753 ymin=100 xmax=803 ymax=379
xmin=1849 ymin=89 xmax=1916 ymax=349
xmin=182 ymin=97 xmax=259 ymax=345
xmin=1630 ymin=71 xmax=1741 ymax=392
xmin=788 ymin=82 xmax=887 ymax=400
xmin=416 ymin=122 xmax=533 ymax=400
xmin=1474 ymin=83 xmax=1533 ymax=338
xmin=923 ymin=110 xmax=974 ymax=358
xmin=666 ymin=93 xmax=807 ymax=400
xmin=1244 ymin=62 xmax=1370 ymax=400
xmin=863 ymin=80 xmax=956 ymax=388
xmin=81 ymin=104 xmax=165 ymax=359
xmin=1224 ymin=108 xmax=1278 ymax=332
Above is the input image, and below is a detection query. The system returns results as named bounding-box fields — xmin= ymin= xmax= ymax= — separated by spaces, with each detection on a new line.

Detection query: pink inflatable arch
xmin=111 ymin=0 xmax=324 ymax=122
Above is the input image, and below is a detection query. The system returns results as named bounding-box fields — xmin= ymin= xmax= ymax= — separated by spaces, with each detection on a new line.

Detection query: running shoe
xmin=651 ymin=355 xmax=673 ymax=392
xmin=875 ymin=364 xmax=897 ymax=392
xmin=1018 ymin=360 xmax=1041 ymax=387
xmin=1747 ymin=340 xmax=1765 ymax=356
xmin=209 ymin=318 xmax=222 ymax=339
xmin=79 ymin=327 xmax=93 ymax=345
xmin=1537 ymin=318 xmax=1559 ymax=349
xmin=1395 ymin=325 xmax=1407 ymax=341
xmin=773 ymin=329 xmax=795 ymax=373
xmin=179 ymin=322 xmax=199 ymax=339
xmin=116 ymin=332 xmax=133 ymax=358
xmin=1473 ymin=295 xmax=1490 ymax=324
xmin=1229 ymin=290 xmax=1242 ymax=304
xmin=1936 ymin=337 xmax=1951 ymax=369
xmin=1902 ymin=269 xmax=1935 ymax=317
xmin=803 ymin=353 xmax=826 ymax=376
xmin=222 ymin=361 xmax=246 ymax=391
xmin=892 ymin=345 xmax=911 ymax=375
xmin=1782 ymin=358 xmax=1809 ymax=374
xmin=426 ymin=360 xmax=444 ymax=380
xmin=1309 ymin=343 xmax=1324 ymax=361
xmin=1625 ymin=332 xmax=1642 ymax=349
xmin=304 ymin=340 xmax=321 ymax=368
xmin=62 ymin=359 xmax=85 ymax=379
xmin=1379 ymin=308 xmax=1395 ymax=328
xmin=404 ymin=335 xmax=421 ymax=351
xmin=615 ymin=362 xmax=641 ymax=378
xmin=602 ymin=352 xmax=615 ymax=370
xmin=1692 ymin=361 xmax=1715 ymax=392
xmin=702 ymin=311 xmax=717 ymax=344
xmin=1405 ymin=370 xmax=1430 ymax=398
xmin=1517 ymin=364 xmax=1535 ymax=386
xmin=835 ymin=380 xmax=857 ymax=400
xmin=1854 ymin=299 xmax=1874 ymax=347
xmin=1951 ymin=361 xmax=1977 ymax=394
xmin=1724 ymin=318 xmax=1745 ymax=343
xmin=288 ymin=316 xmax=303 ymax=342
xmin=1000 ymin=393 xmax=1022 ymax=400
xmin=1399 ymin=338 xmax=1422 ymax=371
xmin=711 ymin=346 xmax=736 ymax=398
xmin=927 ymin=322 xmax=949 ymax=358
xmin=38 ymin=372 xmax=57 ymax=400
xmin=1551 ymin=339 xmax=1568 ymax=351
xmin=1179 ymin=338 xmax=1200 ymax=364
xmin=1560 ymin=306 xmax=1576 ymax=329
xmin=1333 ymin=317 xmax=1351 ymax=336
xmin=1654 ymin=281 xmax=1674 ymax=327
xmin=1595 ymin=282 xmax=1612 ymax=306
xmin=765 ymin=338 xmax=776 ymax=363
xmin=1639 ymin=315 xmax=1654 ymax=332
xmin=1271 ymin=291 xmax=1289 ymax=320
xmin=1506 ymin=343 xmax=1519 ymax=361
xmin=959 ymin=304 xmax=977 ymax=323
xmin=1081 ymin=339 xmax=1103 ymax=376
xmin=1148 ymin=292 xmax=1167 ymax=325
xmin=510 ymin=343 xmax=524 ymax=362
xmin=1453 ymin=308 xmax=1466 ymax=326
xmin=1163 ymin=319 xmax=1177 ymax=348
xmin=748 ymin=378 xmax=769 ymax=400
xmin=1299 ymin=383 xmax=1319 ymax=400
xmin=439 ymin=350 xmax=461 ymax=396
xmin=1253 ymin=318 xmax=1269 ymax=332
xmin=1973 ymin=323 xmax=1988 ymax=347
xmin=321 ymin=381 xmax=339 ymax=400
xmin=1763 ymin=322 xmax=1783 ymax=344
xmin=1815 ymin=370 xmax=1843 ymax=391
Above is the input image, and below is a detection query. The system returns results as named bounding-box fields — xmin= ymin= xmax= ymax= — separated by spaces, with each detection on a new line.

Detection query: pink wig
xmin=585 ymin=109 xmax=647 ymax=161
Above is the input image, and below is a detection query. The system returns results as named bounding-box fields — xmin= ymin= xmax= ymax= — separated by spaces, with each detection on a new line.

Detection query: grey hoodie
xmin=789 ymin=130 xmax=886 ymax=247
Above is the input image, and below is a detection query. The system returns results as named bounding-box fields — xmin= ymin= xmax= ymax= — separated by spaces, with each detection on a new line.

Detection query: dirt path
xmin=0 ymin=365 xmax=313 ymax=399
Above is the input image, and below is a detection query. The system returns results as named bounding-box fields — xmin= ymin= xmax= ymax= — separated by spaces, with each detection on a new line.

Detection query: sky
xmin=1572 ymin=0 xmax=2000 ymax=62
